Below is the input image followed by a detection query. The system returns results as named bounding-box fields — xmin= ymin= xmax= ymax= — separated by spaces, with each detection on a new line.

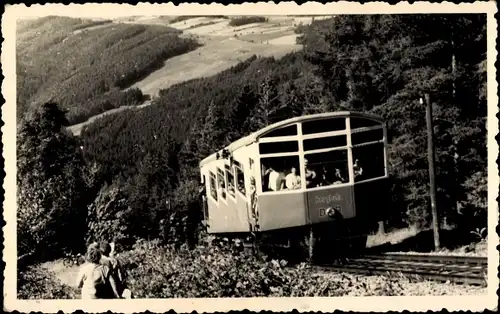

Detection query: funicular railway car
xmin=199 ymin=112 xmax=390 ymax=262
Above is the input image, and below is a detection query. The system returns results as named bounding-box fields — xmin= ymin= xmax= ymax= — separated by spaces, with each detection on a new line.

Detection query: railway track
xmin=316 ymin=253 xmax=488 ymax=286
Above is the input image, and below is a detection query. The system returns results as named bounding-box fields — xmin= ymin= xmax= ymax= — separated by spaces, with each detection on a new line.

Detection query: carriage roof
xmin=199 ymin=111 xmax=384 ymax=168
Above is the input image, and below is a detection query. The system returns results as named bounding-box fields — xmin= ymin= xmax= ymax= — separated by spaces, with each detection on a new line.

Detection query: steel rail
xmin=363 ymin=253 xmax=487 ymax=266
xmin=348 ymin=258 xmax=486 ymax=274
xmin=317 ymin=264 xmax=487 ymax=286
xmin=315 ymin=253 xmax=488 ymax=287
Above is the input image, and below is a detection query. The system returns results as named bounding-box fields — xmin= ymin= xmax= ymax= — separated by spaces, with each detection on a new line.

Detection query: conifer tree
xmin=245 ymin=75 xmax=281 ymax=132
xmin=227 ymin=84 xmax=259 ymax=142
xmin=17 ymin=102 xmax=89 ymax=258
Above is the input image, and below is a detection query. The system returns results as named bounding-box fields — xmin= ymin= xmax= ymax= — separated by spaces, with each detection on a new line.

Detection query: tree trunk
xmin=451 ymin=26 xmax=461 ymax=217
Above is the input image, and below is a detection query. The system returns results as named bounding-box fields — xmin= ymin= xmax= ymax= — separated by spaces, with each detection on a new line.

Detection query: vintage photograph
xmin=2 ymin=2 xmax=498 ymax=313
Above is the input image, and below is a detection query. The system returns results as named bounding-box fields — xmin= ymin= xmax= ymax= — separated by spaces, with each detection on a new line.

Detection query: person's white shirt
xmin=268 ymin=170 xmax=280 ymax=191
xmin=285 ymin=173 xmax=301 ymax=190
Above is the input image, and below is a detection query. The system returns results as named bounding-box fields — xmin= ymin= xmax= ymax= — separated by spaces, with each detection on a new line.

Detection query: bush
xmin=120 ymin=239 xmax=409 ymax=298
xmin=229 ymin=16 xmax=268 ymax=27
xmin=18 ymin=265 xmax=78 ymax=299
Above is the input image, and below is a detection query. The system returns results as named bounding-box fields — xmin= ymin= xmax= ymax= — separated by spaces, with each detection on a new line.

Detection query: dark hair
xmin=86 ymin=247 xmax=101 ymax=264
xmin=99 ymin=241 xmax=112 ymax=256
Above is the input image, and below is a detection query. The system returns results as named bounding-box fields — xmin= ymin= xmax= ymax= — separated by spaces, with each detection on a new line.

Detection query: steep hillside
xmin=17 ymin=16 xmax=200 ymax=125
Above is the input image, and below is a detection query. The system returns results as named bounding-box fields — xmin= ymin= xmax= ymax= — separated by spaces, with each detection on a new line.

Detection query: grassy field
xmin=124 ymin=16 xmax=322 ymax=99
xmin=127 ymin=36 xmax=302 ymax=97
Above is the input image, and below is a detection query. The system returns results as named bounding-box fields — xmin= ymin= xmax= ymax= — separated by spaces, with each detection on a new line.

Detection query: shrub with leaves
xmin=86 ymin=181 xmax=130 ymax=246
xmin=18 ymin=265 xmax=78 ymax=299
xmin=119 ymin=239 xmax=412 ymax=298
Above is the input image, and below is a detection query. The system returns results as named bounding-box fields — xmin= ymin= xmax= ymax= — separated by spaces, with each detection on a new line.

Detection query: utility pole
xmin=422 ymin=94 xmax=441 ymax=250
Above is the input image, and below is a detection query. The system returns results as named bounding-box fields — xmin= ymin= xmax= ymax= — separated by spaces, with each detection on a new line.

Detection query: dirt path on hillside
xmin=67 ymin=100 xmax=152 ymax=136
xmin=41 ymin=260 xmax=80 ymax=288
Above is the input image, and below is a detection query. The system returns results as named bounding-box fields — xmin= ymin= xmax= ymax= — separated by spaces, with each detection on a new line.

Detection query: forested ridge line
xmin=17 ymin=14 xmax=487 ymax=264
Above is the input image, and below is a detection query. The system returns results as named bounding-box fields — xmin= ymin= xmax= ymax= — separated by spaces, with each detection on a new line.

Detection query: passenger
xmin=353 ymin=159 xmax=363 ymax=179
xmin=261 ymin=164 xmax=271 ymax=191
xmin=333 ymin=168 xmax=345 ymax=184
xmin=304 ymin=159 xmax=316 ymax=188
xmin=277 ymin=170 xmax=286 ymax=191
xmin=268 ymin=168 xmax=284 ymax=191
xmin=218 ymin=181 xmax=226 ymax=198
xmin=318 ymin=166 xmax=329 ymax=187
xmin=238 ymin=179 xmax=245 ymax=195
xmin=210 ymin=182 xmax=218 ymax=199
xmin=228 ymin=182 xmax=235 ymax=195
xmin=285 ymin=166 xmax=301 ymax=190
xmin=76 ymin=247 xmax=120 ymax=299
xmin=99 ymin=241 xmax=127 ymax=298
xmin=198 ymin=179 xmax=206 ymax=203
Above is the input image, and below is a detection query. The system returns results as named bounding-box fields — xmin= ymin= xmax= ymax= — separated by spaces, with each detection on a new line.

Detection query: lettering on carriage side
xmin=314 ymin=194 xmax=342 ymax=205
xmin=319 ymin=205 xmax=342 ymax=217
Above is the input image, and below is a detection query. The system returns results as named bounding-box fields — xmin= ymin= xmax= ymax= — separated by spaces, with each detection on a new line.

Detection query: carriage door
xmin=246 ymin=158 xmax=259 ymax=231
xmin=201 ymin=174 xmax=209 ymax=226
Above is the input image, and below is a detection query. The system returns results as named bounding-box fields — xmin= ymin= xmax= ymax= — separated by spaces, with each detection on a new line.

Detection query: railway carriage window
xmin=261 ymin=124 xmax=298 ymax=138
xmin=304 ymin=150 xmax=349 ymax=188
xmin=303 ymin=135 xmax=347 ymax=151
xmin=225 ymin=165 xmax=235 ymax=198
xmin=259 ymin=141 xmax=299 ymax=155
xmin=209 ymin=172 xmax=218 ymax=201
xmin=350 ymin=117 xmax=380 ymax=129
xmin=351 ymin=128 xmax=384 ymax=145
xmin=260 ymin=155 xmax=301 ymax=192
xmin=217 ymin=168 xmax=226 ymax=200
xmin=235 ymin=166 xmax=246 ymax=196
xmin=302 ymin=118 xmax=346 ymax=135
xmin=352 ymin=143 xmax=385 ymax=182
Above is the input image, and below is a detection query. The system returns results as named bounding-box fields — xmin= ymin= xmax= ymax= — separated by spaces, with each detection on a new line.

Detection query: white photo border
xmin=2 ymin=1 xmax=498 ymax=312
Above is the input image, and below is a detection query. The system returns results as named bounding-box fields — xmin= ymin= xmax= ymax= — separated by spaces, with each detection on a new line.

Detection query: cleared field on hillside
xmin=127 ymin=15 xmax=327 ymax=97
xmin=128 ymin=36 xmax=301 ymax=97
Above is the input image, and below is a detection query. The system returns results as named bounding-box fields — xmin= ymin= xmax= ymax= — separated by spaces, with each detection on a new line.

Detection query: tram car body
xmin=199 ymin=112 xmax=390 ymax=254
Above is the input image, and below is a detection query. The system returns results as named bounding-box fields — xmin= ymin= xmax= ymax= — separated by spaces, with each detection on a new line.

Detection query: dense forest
xmin=228 ymin=16 xmax=268 ymax=26
xmin=16 ymin=16 xmax=200 ymax=125
xmin=17 ymin=14 xmax=487 ymax=262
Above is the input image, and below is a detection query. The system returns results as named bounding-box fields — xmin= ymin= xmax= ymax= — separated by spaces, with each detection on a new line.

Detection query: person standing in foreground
xmin=76 ymin=247 xmax=121 ymax=299
xmin=99 ymin=241 xmax=129 ymax=298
